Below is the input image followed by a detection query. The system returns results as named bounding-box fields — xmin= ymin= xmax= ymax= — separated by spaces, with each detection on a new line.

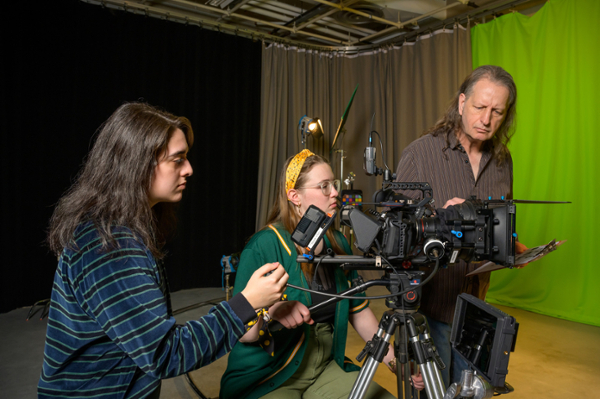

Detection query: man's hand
xmin=443 ymin=197 xmax=466 ymax=209
xmin=514 ymin=241 xmax=529 ymax=269
xmin=241 ymin=263 xmax=288 ymax=309
xmin=269 ymin=300 xmax=314 ymax=329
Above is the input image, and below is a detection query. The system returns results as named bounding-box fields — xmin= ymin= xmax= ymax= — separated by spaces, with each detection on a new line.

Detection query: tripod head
xmin=383 ymin=271 xmax=425 ymax=313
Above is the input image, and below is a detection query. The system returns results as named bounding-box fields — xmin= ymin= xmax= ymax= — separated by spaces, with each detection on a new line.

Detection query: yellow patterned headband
xmin=286 ymin=149 xmax=315 ymax=195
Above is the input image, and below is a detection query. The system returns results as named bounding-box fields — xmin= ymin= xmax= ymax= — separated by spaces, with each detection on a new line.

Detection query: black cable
xmin=286 ymin=259 xmax=440 ymax=300
xmin=309 ymin=254 xmax=326 ymax=290
xmin=370 ymin=130 xmax=391 ymax=171
xmin=185 ymin=372 xmax=209 ymax=399
xmin=177 ymin=301 xmax=226 ymax=398
xmin=379 ymin=252 xmax=400 ymax=275
xmin=26 ymin=299 xmax=51 ymax=321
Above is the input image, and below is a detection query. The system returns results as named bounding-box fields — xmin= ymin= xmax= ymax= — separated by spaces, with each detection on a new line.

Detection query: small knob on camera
xmin=424 ymin=238 xmax=445 ymax=260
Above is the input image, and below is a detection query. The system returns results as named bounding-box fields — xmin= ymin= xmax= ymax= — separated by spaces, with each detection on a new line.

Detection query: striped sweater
xmin=38 ymin=223 xmax=254 ymax=399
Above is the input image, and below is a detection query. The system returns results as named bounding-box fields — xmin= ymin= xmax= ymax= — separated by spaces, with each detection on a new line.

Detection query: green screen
xmin=471 ymin=0 xmax=600 ymax=326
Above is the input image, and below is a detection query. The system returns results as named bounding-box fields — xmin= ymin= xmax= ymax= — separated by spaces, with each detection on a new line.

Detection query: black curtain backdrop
xmin=0 ymin=1 xmax=261 ymax=313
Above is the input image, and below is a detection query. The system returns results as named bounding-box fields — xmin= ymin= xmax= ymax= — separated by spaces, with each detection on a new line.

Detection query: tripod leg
xmin=348 ymin=356 xmax=381 ymax=399
xmin=395 ymin=324 xmax=416 ymax=399
xmin=406 ymin=317 xmax=446 ymax=399
xmin=421 ymin=329 xmax=445 ymax=393
xmin=349 ymin=315 xmax=396 ymax=399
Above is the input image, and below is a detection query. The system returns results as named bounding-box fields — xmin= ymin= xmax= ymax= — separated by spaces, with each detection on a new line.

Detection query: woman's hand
xmin=269 ymin=300 xmax=314 ymax=329
xmin=383 ymin=346 xmax=396 ymax=373
xmin=410 ymin=371 xmax=424 ymax=391
xmin=241 ymin=263 xmax=288 ymax=309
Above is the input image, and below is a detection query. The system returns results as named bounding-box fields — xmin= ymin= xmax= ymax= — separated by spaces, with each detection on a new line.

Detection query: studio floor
xmin=2 ymin=286 xmax=598 ymax=399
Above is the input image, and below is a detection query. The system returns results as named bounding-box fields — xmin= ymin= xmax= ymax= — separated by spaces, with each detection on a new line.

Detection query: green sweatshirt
xmin=220 ymin=223 xmax=369 ymax=399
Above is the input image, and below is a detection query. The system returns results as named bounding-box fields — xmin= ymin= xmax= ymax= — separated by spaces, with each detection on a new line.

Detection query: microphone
xmin=364 ymin=114 xmax=380 ymax=176
xmin=364 ymin=146 xmax=377 ymax=176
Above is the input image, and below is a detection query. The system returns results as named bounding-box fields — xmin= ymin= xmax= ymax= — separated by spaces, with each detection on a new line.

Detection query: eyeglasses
xmin=298 ymin=179 xmax=340 ymax=196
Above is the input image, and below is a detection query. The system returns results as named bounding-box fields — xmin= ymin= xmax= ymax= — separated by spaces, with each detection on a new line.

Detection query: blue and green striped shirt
xmin=39 ymin=223 xmax=254 ymax=398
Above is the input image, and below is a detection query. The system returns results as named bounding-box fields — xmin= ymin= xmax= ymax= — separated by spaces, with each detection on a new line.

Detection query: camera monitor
xmin=291 ymin=205 xmax=336 ymax=255
xmin=450 ymin=294 xmax=519 ymax=389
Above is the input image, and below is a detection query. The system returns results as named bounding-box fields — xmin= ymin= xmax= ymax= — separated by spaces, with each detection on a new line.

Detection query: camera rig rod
xmin=270 ymin=278 xmax=387 ymax=332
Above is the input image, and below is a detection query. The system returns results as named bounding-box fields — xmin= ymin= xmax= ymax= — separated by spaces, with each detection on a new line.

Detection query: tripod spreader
xmin=356 ymin=314 xmax=395 ymax=364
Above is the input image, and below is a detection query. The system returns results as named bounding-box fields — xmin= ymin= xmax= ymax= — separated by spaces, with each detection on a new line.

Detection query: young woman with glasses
xmin=220 ymin=149 xmax=424 ymax=399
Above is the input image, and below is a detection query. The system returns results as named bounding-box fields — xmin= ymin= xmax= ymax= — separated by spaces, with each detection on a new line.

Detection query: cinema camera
xmin=287 ymin=146 xmax=519 ymax=399
xmin=342 ymin=184 xmax=516 ymax=269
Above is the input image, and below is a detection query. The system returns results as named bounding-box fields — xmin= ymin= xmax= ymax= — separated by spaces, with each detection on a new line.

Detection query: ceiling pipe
xmin=161 ymin=0 xmax=356 ymax=44
xmin=216 ymin=0 xmax=252 ymax=21
xmin=239 ymin=4 xmax=357 ymax=41
xmin=296 ymin=0 xmax=363 ymax=32
xmin=85 ymin=0 xmax=351 ymax=45
xmin=270 ymin=0 xmax=366 ymax=39
xmin=272 ymin=0 xmax=362 ymax=35
xmin=271 ymin=2 xmax=331 ymax=35
xmin=308 ymin=0 xmax=400 ymax=28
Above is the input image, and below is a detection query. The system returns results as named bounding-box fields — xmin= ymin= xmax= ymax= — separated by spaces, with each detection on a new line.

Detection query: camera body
xmin=338 ymin=181 xmax=516 ymax=268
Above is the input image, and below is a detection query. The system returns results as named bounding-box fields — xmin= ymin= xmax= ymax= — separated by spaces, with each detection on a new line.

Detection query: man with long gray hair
xmin=394 ymin=65 xmax=526 ymax=390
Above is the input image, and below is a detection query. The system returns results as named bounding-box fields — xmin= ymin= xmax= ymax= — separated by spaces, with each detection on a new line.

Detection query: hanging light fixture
xmin=298 ymin=115 xmax=324 ymax=148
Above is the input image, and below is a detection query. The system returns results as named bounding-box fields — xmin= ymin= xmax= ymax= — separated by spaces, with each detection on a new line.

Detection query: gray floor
xmin=2 ymin=287 xmax=599 ymax=398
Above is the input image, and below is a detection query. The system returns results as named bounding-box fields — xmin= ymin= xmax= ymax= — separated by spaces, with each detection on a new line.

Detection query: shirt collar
xmin=448 ymin=131 xmax=494 ymax=154
xmin=447 ymin=132 xmax=463 ymax=152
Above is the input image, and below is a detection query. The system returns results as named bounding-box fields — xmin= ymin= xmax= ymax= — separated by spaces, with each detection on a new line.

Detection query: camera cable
xmin=370 ymin=130 xmax=391 ymax=171
xmin=285 ymin=257 xmax=440 ymax=301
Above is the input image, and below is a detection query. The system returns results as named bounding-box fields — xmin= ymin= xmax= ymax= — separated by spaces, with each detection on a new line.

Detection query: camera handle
xmin=348 ymin=310 xmax=446 ymax=399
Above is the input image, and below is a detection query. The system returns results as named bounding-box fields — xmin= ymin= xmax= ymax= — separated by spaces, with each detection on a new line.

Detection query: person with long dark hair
xmin=220 ymin=150 xmax=424 ymax=399
xmin=39 ymin=102 xmax=289 ymax=399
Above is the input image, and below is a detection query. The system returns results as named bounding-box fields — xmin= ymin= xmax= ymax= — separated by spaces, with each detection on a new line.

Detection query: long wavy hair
xmin=424 ymin=65 xmax=517 ymax=164
xmin=47 ymin=102 xmax=194 ymax=260
xmin=264 ymin=153 xmax=345 ymax=280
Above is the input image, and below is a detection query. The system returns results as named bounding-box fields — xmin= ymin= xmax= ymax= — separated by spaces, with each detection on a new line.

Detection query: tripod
xmin=284 ymin=262 xmax=499 ymax=399
xmin=286 ymin=256 xmax=449 ymax=399
xmin=348 ymin=271 xmax=446 ymax=399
